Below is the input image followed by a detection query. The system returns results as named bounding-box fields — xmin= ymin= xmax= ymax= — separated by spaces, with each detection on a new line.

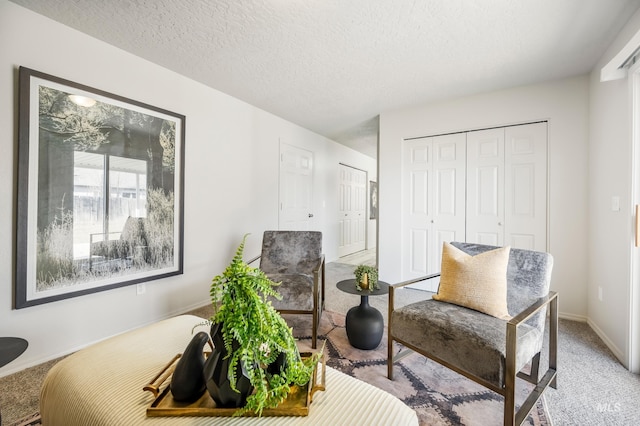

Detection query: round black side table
xmin=0 ymin=337 xmax=28 ymax=368
xmin=0 ymin=337 xmax=28 ymax=424
xmin=336 ymin=279 xmax=389 ymax=350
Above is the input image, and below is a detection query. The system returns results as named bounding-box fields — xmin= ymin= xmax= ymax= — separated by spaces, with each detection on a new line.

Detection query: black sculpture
xmin=203 ymin=322 xmax=254 ymax=407
xmin=170 ymin=331 xmax=209 ymax=402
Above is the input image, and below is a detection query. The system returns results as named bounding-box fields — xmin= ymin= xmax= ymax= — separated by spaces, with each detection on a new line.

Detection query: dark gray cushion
xmin=392 ymin=299 xmax=542 ymax=388
xmin=267 ymin=273 xmax=314 ymax=311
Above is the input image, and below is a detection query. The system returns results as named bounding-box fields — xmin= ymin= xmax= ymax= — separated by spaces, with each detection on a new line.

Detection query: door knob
xmin=498 ymin=222 xmax=503 ymax=226
xmin=308 ymin=213 xmax=314 ymax=218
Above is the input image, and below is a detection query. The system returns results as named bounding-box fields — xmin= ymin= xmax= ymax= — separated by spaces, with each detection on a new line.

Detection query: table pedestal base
xmin=345 ymin=296 xmax=384 ymax=350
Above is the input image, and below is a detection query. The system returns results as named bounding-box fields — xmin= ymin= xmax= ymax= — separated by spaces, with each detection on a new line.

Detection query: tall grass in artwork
xmin=35 ymin=188 xmax=175 ymax=291
xmin=145 ymin=187 xmax=175 ymax=267
xmin=36 ymin=205 xmax=74 ymax=291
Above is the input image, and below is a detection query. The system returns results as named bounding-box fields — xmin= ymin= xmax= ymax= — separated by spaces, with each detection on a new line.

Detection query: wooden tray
xmin=144 ymin=352 xmax=326 ymax=417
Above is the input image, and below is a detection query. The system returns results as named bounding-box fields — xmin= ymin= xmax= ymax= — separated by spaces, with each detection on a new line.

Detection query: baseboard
xmin=586 ymin=318 xmax=626 ymax=364
xmin=559 ymin=311 xmax=587 ymax=322
xmin=557 ymin=312 xmax=626 ymax=365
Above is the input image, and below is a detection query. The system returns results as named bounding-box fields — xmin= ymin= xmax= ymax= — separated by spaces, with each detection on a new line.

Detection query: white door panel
xmin=467 ymin=128 xmax=505 ymax=245
xmin=476 ymin=232 xmax=501 ymax=246
xmin=411 ymin=170 xmax=430 ymax=215
xmin=509 ymin=234 xmax=536 ymax=250
xmin=279 ymin=144 xmax=314 ymax=230
xmin=435 ymin=168 xmax=456 ymax=215
xmin=409 ymin=228 xmax=429 ymax=275
xmin=467 ymin=122 xmax=547 ymax=250
xmin=403 ymin=139 xmax=432 ymax=281
xmin=338 ymin=164 xmax=366 ymax=257
xmin=505 ymin=122 xmax=547 ymax=251
xmin=433 ymin=134 xmax=466 ymax=247
xmin=403 ymin=134 xmax=465 ymax=290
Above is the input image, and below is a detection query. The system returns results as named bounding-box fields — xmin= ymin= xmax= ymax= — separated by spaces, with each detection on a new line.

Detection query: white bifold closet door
xmin=338 ymin=164 xmax=367 ymax=257
xmin=402 ymin=133 xmax=466 ymax=291
xmin=466 ymin=122 xmax=547 ymax=251
xmin=400 ymin=122 xmax=548 ymax=290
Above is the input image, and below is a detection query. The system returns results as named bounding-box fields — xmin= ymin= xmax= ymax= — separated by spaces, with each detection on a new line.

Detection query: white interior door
xmin=279 ymin=143 xmax=314 ymax=230
xmin=402 ymin=134 xmax=466 ymax=291
xmin=403 ymin=138 xmax=433 ymax=280
xmin=466 ymin=128 xmax=505 ymax=246
xmin=432 ymin=134 xmax=467 ymax=260
xmin=467 ymin=123 xmax=547 ymax=250
xmin=504 ymin=122 xmax=548 ymax=251
xmin=338 ymin=164 xmax=366 ymax=257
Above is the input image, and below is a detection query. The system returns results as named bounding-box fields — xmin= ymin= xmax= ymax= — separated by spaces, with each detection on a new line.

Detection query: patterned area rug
xmin=7 ymin=412 xmax=41 ymax=426
xmin=291 ymin=310 xmax=552 ymax=426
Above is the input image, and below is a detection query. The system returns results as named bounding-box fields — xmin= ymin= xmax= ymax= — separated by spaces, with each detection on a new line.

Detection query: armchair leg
xmin=504 ymin=386 xmax=516 ymax=426
xmin=550 ymin=292 xmax=559 ymax=389
xmin=505 ymin=320 xmax=517 ymax=426
xmin=388 ymin=284 xmax=394 ymax=380
xmin=517 ymin=352 xmax=540 ymax=385
xmin=387 ymin=336 xmax=394 ymax=380
xmin=312 ymin=307 xmax=318 ymax=350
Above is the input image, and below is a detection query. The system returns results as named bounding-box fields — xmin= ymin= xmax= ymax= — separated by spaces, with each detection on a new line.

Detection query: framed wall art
xmin=15 ymin=67 xmax=186 ymax=308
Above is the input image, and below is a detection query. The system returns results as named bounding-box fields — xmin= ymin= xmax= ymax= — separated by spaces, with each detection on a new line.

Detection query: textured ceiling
xmin=9 ymin=0 xmax=640 ymax=157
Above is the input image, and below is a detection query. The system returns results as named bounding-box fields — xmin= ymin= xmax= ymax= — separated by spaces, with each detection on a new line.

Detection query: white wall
xmin=0 ymin=1 xmax=375 ymax=376
xmin=588 ymin=8 xmax=640 ymax=367
xmin=379 ymin=75 xmax=590 ymax=321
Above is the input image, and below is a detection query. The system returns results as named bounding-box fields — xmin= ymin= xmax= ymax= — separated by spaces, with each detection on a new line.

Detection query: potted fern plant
xmin=354 ymin=264 xmax=379 ymax=291
xmin=204 ymin=234 xmax=322 ymax=416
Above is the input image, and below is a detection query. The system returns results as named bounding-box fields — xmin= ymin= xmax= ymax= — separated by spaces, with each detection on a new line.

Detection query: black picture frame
xmin=15 ymin=67 xmax=186 ymax=308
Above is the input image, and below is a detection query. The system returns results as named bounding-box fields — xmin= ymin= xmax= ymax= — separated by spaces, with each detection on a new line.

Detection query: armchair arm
xmin=389 ymin=273 xmax=441 ymax=290
xmin=507 ymin=291 xmax=558 ymax=327
xmin=505 ymin=291 xmax=558 ymax=424
xmin=312 ymin=254 xmax=325 ymax=275
xmin=389 ymin=273 xmax=441 ymax=310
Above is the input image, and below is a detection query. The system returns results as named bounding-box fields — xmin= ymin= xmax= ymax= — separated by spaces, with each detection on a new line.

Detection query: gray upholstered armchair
xmin=251 ymin=230 xmax=325 ymax=349
xmin=388 ymin=242 xmax=558 ymax=426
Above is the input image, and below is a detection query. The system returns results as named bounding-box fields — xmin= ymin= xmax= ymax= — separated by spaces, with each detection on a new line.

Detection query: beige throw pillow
xmin=433 ymin=242 xmax=511 ymax=319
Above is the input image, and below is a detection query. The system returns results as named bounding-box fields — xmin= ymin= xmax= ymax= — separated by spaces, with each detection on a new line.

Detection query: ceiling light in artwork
xmin=68 ymin=95 xmax=97 ymax=107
